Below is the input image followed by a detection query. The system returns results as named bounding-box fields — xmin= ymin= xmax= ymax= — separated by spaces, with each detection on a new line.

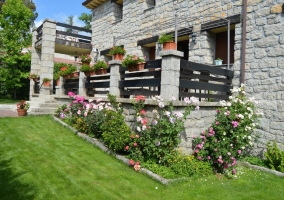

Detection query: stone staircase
xmin=27 ymin=98 xmax=61 ymax=115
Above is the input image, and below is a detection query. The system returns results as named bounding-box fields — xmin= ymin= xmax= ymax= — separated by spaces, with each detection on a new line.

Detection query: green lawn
xmin=0 ymin=115 xmax=283 ymax=200
xmin=0 ymin=98 xmax=19 ymax=104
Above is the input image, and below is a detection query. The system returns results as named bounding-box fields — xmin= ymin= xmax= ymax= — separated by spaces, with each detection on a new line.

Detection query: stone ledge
xmin=159 ymin=50 xmax=184 ymax=58
xmin=109 ymin=60 xmax=122 ymax=65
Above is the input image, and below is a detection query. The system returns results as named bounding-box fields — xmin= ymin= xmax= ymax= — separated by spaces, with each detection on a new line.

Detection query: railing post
xmin=55 ymin=76 xmax=65 ymax=96
xmin=159 ymin=50 xmax=184 ymax=100
xmin=109 ymin=60 xmax=122 ymax=97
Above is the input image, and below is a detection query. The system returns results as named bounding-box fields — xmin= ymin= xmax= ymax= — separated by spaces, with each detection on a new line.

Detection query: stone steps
xmin=27 ymin=99 xmax=61 ymax=115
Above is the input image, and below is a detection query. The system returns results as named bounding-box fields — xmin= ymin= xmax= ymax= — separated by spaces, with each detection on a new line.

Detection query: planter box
xmin=215 ymin=60 xmax=223 ymax=65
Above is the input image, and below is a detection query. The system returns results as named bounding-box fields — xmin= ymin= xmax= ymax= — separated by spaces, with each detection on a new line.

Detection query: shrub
xmin=101 ymin=110 xmax=133 ymax=153
xmin=80 ymin=64 xmax=94 ymax=72
xmin=264 ymin=141 xmax=284 ymax=173
xmin=193 ymin=84 xmax=262 ymax=174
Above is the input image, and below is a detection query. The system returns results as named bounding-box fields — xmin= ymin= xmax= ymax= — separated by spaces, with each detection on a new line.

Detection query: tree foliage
xmin=79 ymin=12 xmax=92 ymax=30
xmin=0 ymin=0 xmax=34 ymax=99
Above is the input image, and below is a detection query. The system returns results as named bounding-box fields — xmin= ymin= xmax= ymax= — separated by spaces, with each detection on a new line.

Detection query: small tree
xmin=79 ymin=12 xmax=92 ymax=30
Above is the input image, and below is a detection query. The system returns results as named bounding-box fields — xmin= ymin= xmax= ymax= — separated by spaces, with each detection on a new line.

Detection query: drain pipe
xmin=241 ymin=0 xmax=247 ymax=84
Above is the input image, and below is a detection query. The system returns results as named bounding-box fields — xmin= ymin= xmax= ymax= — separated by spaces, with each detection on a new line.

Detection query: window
xmin=113 ymin=0 xmax=123 ymax=21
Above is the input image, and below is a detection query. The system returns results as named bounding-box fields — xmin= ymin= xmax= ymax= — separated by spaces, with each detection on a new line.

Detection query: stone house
xmin=82 ymin=0 xmax=284 ymax=152
xmin=30 ymin=0 xmax=284 ymax=154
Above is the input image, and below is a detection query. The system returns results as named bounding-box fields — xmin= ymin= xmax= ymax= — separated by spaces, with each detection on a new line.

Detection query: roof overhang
xmin=82 ymin=0 xmax=122 ymax=9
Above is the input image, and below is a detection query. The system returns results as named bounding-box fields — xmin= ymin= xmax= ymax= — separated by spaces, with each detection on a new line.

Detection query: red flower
xmin=135 ymin=95 xmax=146 ymax=102
xmin=141 ymin=118 xmax=147 ymax=125
xmin=140 ymin=110 xmax=146 ymax=115
xmin=129 ymin=159 xmax=135 ymax=166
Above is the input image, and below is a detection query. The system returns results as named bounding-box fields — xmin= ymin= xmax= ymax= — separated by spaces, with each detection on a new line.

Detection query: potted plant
xmin=16 ymin=100 xmax=30 ymax=116
xmin=158 ymin=33 xmax=176 ymax=50
xmin=122 ymin=54 xmax=145 ymax=72
xmin=93 ymin=60 xmax=109 ymax=75
xmin=43 ymin=78 xmax=51 ymax=87
xmin=59 ymin=65 xmax=77 ymax=79
xmin=215 ymin=58 xmax=223 ymax=66
xmin=28 ymin=73 xmax=39 ymax=82
xmin=109 ymin=46 xmax=126 ymax=60
xmin=80 ymin=64 xmax=95 ymax=76
xmin=53 ymin=73 xmax=60 ymax=86
xmin=80 ymin=54 xmax=92 ymax=65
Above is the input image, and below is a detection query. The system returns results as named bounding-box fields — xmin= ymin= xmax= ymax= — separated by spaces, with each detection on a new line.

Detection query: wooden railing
xmin=85 ymin=70 xmax=110 ymax=96
xmin=179 ymin=60 xmax=234 ymax=100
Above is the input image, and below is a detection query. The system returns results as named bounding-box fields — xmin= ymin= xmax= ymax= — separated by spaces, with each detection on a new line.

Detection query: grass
xmin=0 ymin=115 xmax=284 ymax=200
xmin=0 ymin=98 xmax=19 ymax=104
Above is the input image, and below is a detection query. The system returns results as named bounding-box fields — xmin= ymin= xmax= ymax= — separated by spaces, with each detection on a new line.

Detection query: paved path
xmin=0 ymin=109 xmax=18 ymax=117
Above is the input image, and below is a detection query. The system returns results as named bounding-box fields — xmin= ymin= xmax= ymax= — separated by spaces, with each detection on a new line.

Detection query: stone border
xmin=0 ymin=104 xmax=17 ymax=111
xmin=52 ymin=116 xmax=173 ymax=184
xmin=238 ymin=161 xmax=284 ymax=178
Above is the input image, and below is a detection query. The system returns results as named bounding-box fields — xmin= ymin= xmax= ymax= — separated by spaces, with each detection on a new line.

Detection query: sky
xmin=33 ymin=0 xmax=91 ymax=28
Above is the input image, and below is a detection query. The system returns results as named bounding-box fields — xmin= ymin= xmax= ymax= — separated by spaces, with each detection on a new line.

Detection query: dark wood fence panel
xmin=179 ymin=60 xmax=234 ymax=101
xmin=119 ymin=59 xmax=162 ymax=97
xmin=63 ymin=79 xmax=79 ymax=95
xmin=85 ymin=74 xmax=110 ymax=96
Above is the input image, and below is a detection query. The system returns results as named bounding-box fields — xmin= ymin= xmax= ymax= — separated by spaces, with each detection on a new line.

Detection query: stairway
xmin=27 ymin=99 xmax=61 ymax=115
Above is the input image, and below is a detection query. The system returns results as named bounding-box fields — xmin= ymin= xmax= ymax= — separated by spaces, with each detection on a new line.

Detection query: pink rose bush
xmin=192 ymin=84 xmax=261 ymax=174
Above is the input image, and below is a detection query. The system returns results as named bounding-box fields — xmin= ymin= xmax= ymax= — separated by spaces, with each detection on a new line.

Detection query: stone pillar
xmin=78 ymin=72 xmax=87 ymax=96
xmin=30 ymin=28 xmax=41 ymax=100
xmin=159 ymin=50 xmax=183 ymax=100
xmin=55 ymin=76 xmax=65 ymax=96
xmin=40 ymin=19 xmax=56 ymax=99
xmin=109 ymin=60 xmax=122 ymax=97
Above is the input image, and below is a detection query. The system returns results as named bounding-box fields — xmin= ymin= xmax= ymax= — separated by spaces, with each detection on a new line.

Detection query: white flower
xmin=252 ymin=123 xmax=255 ymax=127
xmin=137 ymin=126 xmax=141 ymax=132
xmin=174 ymin=111 xmax=183 ymax=119
xmin=171 ymin=96 xmax=176 ymax=101
xmin=248 ymin=136 xmax=251 ymax=140
xmin=89 ymin=99 xmax=93 ymax=103
xmin=184 ymin=97 xmax=191 ymax=104
xmin=229 ymin=96 xmax=233 ymax=99
xmin=158 ymin=101 xmax=164 ymax=108
xmin=165 ymin=111 xmax=171 ymax=117
xmin=142 ymin=125 xmax=147 ymax=130
xmin=77 ymin=110 xmax=81 ymax=115
xmin=195 ymin=106 xmax=200 ymax=110
xmin=220 ymin=100 xmax=227 ymax=106
xmin=190 ymin=96 xmax=199 ymax=105
xmin=227 ymin=102 xmax=232 ymax=106
xmin=238 ymin=114 xmax=244 ymax=119
xmin=136 ymin=116 xmax=142 ymax=122
xmin=223 ymin=132 xmax=226 ymax=136
xmin=241 ymin=146 xmax=245 ymax=149
xmin=241 ymin=83 xmax=245 ymax=88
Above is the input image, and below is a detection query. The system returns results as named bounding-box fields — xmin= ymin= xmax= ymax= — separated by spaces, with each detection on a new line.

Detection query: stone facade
xmin=88 ymin=0 xmax=284 ymax=152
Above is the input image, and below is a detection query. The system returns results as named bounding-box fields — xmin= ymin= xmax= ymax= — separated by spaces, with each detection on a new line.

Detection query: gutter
xmin=241 ymin=0 xmax=247 ymax=84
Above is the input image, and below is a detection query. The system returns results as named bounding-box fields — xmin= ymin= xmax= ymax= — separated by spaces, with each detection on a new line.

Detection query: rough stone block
xmin=270 ymin=4 xmax=283 ymax=14
xmin=255 ymin=36 xmax=279 ymax=48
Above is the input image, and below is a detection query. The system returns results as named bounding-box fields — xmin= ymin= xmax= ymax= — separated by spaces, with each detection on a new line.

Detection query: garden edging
xmin=52 ymin=116 xmax=173 ymax=185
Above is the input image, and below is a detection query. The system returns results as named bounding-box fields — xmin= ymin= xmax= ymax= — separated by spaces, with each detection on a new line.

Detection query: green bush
xmin=85 ymin=109 xmax=106 ymax=138
xmin=240 ymin=156 xmax=266 ymax=167
xmin=101 ymin=110 xmax=133 ymax=153
xmin=264 ymin=141 xmax=284 ymax=172
xmin=157 ymin=33 xmax=173 ymax=44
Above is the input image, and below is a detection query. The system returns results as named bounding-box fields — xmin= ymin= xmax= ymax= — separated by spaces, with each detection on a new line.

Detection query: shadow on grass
xmin=0 ymin=158 xmax=36 ymax=200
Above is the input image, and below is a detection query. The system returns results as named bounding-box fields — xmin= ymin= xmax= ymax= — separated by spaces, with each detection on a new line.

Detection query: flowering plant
xmin=43 ymin=78 xmax=51 ymax=82
xmin=158 ymin=33 xmax=174 ymax=44
xmin=192 ymin=84 xmax=261 ymax=174
xmin=121 ymin=54 xmax=144 ymax=68
xmin=93 ymin=60 xmax=109 ymax=70
xmin=109 ymin=46 xmax=126 ymax=55
xmin=80 ymin=64 xmax=94 ymax=72
xmin=16 ymin=100 xmax=30 ymax=110
xmin=126 ymin=95 xmax=199 ymax=167
xmin=80 ymin=54 xmax=92 ymax=63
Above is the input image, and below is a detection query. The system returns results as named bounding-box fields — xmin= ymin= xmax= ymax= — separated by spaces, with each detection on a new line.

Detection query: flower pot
xmin=128 ymin=65 xmax=137 ymax=72
xmin=60 ymin=66 xmax=68 ymax=71
xmin=43 ymin=81 xmax=51 ymax=87
xmin=56 ymin=79 xmax=60 ymax=86
xmin=215 ymin=60 xmax=223 ymax=65
xmin=95 ymin=68 xmax=107 ymax=75
xmin=163 ymin=42 xmax=177 ymax=50
xmin=84 ymin=70 xmax=95 ymax=77
xmin=32 ymin=78 xmax=38 ymax=82
xmin=72 ymin=72 xmax=79 ymax=79
xmin=63 ymin=74 xmax=71 ymax=79
xmin=17 ymin=109 xmax=27 ymax=116
xmin=113 ymin=54 xmax=124 ymax=60
xmin=82 ymin=61 xmax=90 ymax=66
xmin=136 ymin=62 xmax=145 ymax=71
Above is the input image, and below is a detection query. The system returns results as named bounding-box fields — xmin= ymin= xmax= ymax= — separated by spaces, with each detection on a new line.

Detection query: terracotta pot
xmin=84 ymin=70 xmax=95 ymax=77
xmin=60 ymin=66 xmax=68 ymax=71
xmin=32 ymin=78 xmax=38 ymax=82
xmin=113 ymin=54 xmax=124 ymax=60
xmin=72 ymin=72 xmax=79 ymax=79
xmin=17 ymin=109 xmax=27 ymax=116
xmin=163 ymin=42 xmax=177 ymax=50
xmin=63 ymin=74 xmax=71 ymax=79
xmin=95 ymin=68 xmax=107 ymax=75
xmin=128 ymin=65 xmax=137 ymax=72
xmin=82 ymin=61 xmax=90 ymax=66
xmin=43 ymin=81 xmax=51 ymax=87
xmin=56 ymin=79 xmax=60 ymax=86
xmin=136 ymin=62 xmax=145 ymax=71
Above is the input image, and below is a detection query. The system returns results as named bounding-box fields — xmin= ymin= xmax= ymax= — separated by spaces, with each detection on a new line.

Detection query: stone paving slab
xmin=0 ymin=109 xmax=18 ymax=117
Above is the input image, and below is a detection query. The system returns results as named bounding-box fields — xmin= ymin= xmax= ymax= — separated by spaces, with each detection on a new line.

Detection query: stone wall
xmin=89 ymin=0 xmax=284 ymax=152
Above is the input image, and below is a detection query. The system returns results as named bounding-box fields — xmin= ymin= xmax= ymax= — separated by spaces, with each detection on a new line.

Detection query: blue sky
xmin=34 ymin=0 xmax=91 ymax=28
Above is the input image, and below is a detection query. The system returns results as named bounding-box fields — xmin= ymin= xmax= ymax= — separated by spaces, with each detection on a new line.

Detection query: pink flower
xmin=238 ymin=150 xmax=242 ymax=154
xmin=207 ymin=156 xmax=211 ymax=160
xmin=129 ymin=159 xmax=135 ymax=166
xmin=195 ymin=149 xmax=199 ymax=153
xmin=133 ymin=142 xmax=137 ymax=147
xmin=215 ymin=121 xmax=219 ymax=125
xmin=130 ymin=135 xmax=135 ymax=139
xmin=134 ymin=164 xmax=141 ymax=171
xmin=141 ymin=118 xmax=148 ymax=125
xmin=140 ymin=110 xmax=146 ymax=115
xmin=125 ymin=146 xmax=129 ymax=151
xmin=68 ymin=92 xmax=75 ymax=97
xmin=232 ymin=121 xmax=239 ymax=128
xmin=232 ymin=169 xmax=237 ymax=174
xmin=198 ymin=156 xmax=202 ymax=160
xmin=136 ymin=134 xmax=140 ymax=138
xmin=227 ymin=152 xmax=231 ymax=156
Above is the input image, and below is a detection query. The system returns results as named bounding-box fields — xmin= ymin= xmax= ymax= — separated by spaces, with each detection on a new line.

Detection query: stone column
xmin=159 ymin=50 xmax=183 ymax=100
xmin=78 ymin=72 xmax=87 ymax=96
xmin=55 ymin=76 xmax=65 ymax=96
xmin=40 ymin=19 xmax=56 ymax=100
xmin=109 ymin=60 xmax=122 ymax=97
xmin=30 ymin=28 xmax=41 ymax=100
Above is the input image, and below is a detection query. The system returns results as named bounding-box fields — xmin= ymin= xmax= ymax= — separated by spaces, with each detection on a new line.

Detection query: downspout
xmin=241 ymin=0 xmax=247 ymax=84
